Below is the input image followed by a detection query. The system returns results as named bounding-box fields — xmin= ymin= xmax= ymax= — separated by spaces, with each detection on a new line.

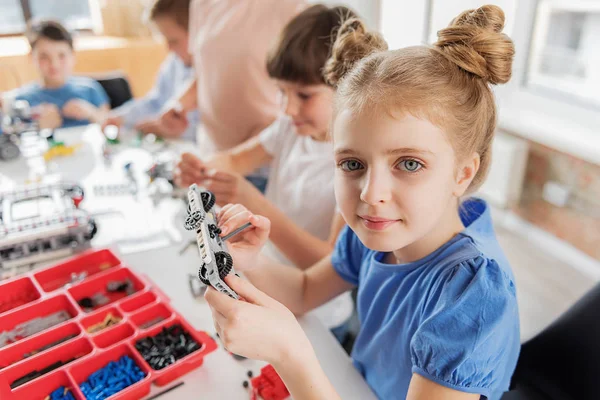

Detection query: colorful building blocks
xmin=79 ymin=355 xmax=146 ymax=400
xmin=250 ymin=365 xmax=290 ymax=400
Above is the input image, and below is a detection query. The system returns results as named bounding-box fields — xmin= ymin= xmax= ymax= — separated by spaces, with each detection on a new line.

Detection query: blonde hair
xmin=324 ymin=5 xmax=515 ymax=193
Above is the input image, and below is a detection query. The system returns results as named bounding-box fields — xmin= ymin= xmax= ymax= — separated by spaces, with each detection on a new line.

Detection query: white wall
xmin=427 ymin=0 xmax=517 ymax=43
xmin=380 ymin=1 xmax=429 ymax=49
xmin=379 ymin=0 xmax=517 ymax=50
xmin=311 ymin=0 xmax=380 ymax=29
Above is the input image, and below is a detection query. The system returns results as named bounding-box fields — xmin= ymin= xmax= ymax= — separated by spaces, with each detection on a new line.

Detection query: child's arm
xmin=90 ymin=104 xmax=109 ymax=124
xmin=159 ymin=78 xmax=197 ymax=134
xmin=205 ymin=275 xmax=342 ymax=400
xmin=407 ymin=374 xmax=479 ymax=400
xmin=62 ymin=100 xmax=109 ymax=124
xmin=176 ymin=135 xmax=273 ymax=183
xmin=246 ymin=197 xmax=344 ymax=268
xmin=217 ymin=205 xmax=354 ymax=314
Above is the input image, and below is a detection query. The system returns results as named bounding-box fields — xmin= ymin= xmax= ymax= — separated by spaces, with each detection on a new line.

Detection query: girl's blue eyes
xmin=339 ymin=159 xmax=424 ymax=173
xmin=398 ymin=159 xmax=423 ymax=172
xmin=340 ymin=160 xmax=364 ymax=172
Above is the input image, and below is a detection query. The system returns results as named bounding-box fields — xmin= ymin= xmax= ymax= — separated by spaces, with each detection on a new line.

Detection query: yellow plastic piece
xmin=43 ymin=143 xmax=81 ymax=161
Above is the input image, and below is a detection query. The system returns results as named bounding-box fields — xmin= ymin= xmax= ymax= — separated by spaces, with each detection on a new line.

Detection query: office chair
xmin=502 ymin=283 xmax=600 ymax=400
xmin=93 ymin=72 xmax=134 ymax=109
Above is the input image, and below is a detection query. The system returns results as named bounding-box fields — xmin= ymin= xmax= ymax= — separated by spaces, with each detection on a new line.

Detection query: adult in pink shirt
xmin=161 ymin=0 xmax=305 ymax=153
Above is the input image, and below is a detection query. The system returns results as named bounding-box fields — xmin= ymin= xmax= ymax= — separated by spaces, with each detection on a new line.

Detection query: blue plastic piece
xmin=79 ymin=355 xmax=145 ymax=400
xmin=48 ymin=386 xmax=74 ymax=400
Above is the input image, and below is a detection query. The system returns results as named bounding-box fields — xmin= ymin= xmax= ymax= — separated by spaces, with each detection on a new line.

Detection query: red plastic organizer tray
xmin=0 ymin=249 xmax=217 ymax=400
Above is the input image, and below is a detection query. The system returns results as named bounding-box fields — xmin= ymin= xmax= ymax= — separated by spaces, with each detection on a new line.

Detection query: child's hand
xmin=62 ymin=99 xmax=95 ymax=121
xmin=175 ymin=152 xmax=206 ymax=187
xmin=34 ymin=103 xmax=62 ymax=129
xmin=205 ymin=275 xmax=311 ymax=365
xmin=102 ymin=115 xmax=124 ymax=129
xmin=135 ymin=118 xmax=165 ymax=135
xmin=217 ymin=203 xmax=270 ymax=271
xmin=200 ymin=170 xmax=259 ymax=206
xmin=159 ymin=107 xmax=188 ymax=135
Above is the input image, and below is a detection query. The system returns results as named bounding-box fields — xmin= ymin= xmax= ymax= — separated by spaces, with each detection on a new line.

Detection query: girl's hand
xmin=199 ymin=170 xmax=260 ymax=206
xmin=205 ymin=275 xmax=312 ymax=366
xmin=217 ymin=203 xmax=270 ymax=271
xmin=175 ymin=152 xmax=206 ymax=187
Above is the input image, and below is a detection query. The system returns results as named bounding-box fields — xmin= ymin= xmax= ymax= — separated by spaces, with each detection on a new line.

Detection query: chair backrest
xmin=510 ymin=283 xmax=600 ymax=400
xmin=93 ymin=72 xmax=133 ymax=109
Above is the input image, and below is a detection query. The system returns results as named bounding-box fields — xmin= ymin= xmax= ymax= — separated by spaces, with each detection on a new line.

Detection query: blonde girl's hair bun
xmin=323 ymin=18 xmax=388 ymax=87
xmin=434 ymin=4 xmax=515 ymax=85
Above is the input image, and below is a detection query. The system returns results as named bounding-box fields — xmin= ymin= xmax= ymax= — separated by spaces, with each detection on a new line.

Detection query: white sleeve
xmin=258 ymin=117 xmax=290 ymax=156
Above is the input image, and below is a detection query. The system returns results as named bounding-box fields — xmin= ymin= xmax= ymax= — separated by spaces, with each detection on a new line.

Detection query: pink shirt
xmin=189 ymin=0 xmax=305 ymax=151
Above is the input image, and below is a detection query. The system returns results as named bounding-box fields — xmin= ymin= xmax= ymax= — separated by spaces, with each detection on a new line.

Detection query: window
xmin=0 ymin=0 xmax=27 ymax=35
xmin=0 ymin=0 xmax=96 ymax=35
xmin=526 ymin=1 xmax=600 ymax=109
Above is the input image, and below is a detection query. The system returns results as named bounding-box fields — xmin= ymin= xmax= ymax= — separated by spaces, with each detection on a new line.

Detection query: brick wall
xmin=512 ymin=139 xmax=600 ymax=260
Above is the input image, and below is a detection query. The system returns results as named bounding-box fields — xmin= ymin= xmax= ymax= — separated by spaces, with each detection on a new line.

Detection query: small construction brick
xmin=0 ymin=290 xmax=38 ymax=314
xmin=86 ymin=313 xmax=122 ymax=334
xmin=45 ymin=386 xmax=75 ymax=400
xmin=79 ymin=355 xmax=146 ymax=400
xmin=11 ymin=357 xmax=78 ymax=389
xmin=0 ymin=311 xmax=71 ymax=348
xmin=134 ymin=324 xmax=201 ymax=370
xmin=251 ymin=365 xmax=290 ymax=400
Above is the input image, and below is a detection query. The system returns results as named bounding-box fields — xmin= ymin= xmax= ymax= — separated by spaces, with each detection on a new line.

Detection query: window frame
xmin=0 ymin=0 xmax=99 ymax=37
xmin=494 ymin=0 xmax=600 ymax=165
xmin=524 ymin=0 xmax=600 ymax=111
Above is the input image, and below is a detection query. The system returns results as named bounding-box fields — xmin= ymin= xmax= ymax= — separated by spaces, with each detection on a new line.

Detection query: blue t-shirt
xmin=15 ymin=77 xmax=109 ymax=128
xmin=332 ymin=198 xmax=520 ymax=400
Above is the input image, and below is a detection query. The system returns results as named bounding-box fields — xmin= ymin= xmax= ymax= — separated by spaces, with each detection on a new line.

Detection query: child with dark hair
xmin=15 ymin=20 xmax=109 ymax=129
xmin=176 ymin=5 xmax=358 ymax=339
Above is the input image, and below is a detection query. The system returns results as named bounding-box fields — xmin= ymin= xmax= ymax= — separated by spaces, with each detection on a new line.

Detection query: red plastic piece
xmin=119 ymin=291 xmax=157 ymax=313
xmin=0 ymin=322 xmax=81 ymax=370
xmin=0 ymin=249 xmax=218 ymax=400
xmin=34 ymin=249 xmax=121 ymax=292
xmin=0 ymin=276 xmax=41 ymax=314
xmin=0 ymin=294 xmax=78 ymax=347
xmin=129 ymin=303 xmax=173 ymax=330
xmin=71 ymin=195 xmax=83 ymax=208
xmin=67 ymin=267 xmax=146 ymax=312
xmin=251 ymin=365 xmax=290 ymax=400
xmin=93 ymin=322 xmax=135 ymax=349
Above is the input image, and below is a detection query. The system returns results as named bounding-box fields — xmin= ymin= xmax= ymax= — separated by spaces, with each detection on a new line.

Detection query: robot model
xmin=0 ymin=100 xmax=38 ymax=161
xmin=184 ymin=184 xmax=250 ymax=300
xmin=0 ymin=183 xmax=97 ymax=273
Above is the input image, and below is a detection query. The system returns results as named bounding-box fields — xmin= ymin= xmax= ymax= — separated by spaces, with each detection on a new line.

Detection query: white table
xmin=0 ymin=125 xmax=376 ymax=399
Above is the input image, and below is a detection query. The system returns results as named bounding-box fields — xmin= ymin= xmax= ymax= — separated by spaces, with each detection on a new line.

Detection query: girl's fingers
xmin=217 ymin=203 xmax=236 ymax=220
xmin=218 ymin=204 xmax=248 ymax=228
xmin=178 ymin=161 xmax=204 ymax=177
xmin=204 ymin=286 xmax=238 ymax=316
xmin=201 ymin=169 xmax=236 ymax=183
xmin=223 ymin=275 xmax=273 ymax=307
xmin=181 ymin=152 xmax=205 ymax=170
xmin=201 ymin=178 xmax=235 ymax=195
xmin=218 ymin=209 xmax=253 ymax=236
